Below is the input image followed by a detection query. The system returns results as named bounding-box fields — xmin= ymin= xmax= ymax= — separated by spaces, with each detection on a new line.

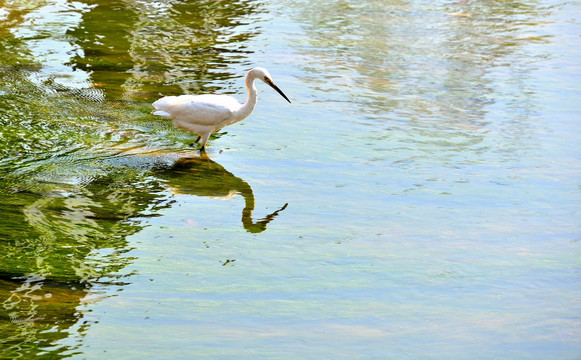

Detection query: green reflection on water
xmin=0 ymin=173 xmax=170 ymax=358
xmin=0 ymin=0 xmax=267 ymax=358
xmin=1 ymin=0 xmax=580 ymax=358
xmin=67 ymin=0 xmax=263 ymax=100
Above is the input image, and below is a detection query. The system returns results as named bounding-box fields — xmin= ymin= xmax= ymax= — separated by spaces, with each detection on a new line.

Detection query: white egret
xmin=152 ymin=67 xmax=291 ymax=150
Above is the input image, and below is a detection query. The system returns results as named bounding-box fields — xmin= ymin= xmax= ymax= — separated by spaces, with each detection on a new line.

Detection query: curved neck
xmin=235 ymin=72 xmax=258 ymax=121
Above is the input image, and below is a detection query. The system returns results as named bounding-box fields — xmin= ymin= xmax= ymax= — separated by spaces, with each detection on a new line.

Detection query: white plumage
xmin=152 ymin=67 xmax=291 ymax=150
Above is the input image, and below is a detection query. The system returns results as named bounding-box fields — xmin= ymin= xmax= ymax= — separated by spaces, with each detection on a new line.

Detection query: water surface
xmin=1 ymin=0 xmax=580 ymax=359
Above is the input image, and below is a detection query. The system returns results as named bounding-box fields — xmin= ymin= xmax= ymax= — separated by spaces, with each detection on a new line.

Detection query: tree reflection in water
xmin=0 ymin=150 xmax=286 ymax=358
xmin=0 ymin=174 xmax=169 ymax=359
xmin=0 ymin=0 xmax=275 ymax=357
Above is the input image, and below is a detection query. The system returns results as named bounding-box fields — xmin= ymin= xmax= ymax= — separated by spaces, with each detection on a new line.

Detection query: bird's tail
xmin=152 ymin=97 xmax=175 ymax=118
xmin=152 ymin=110 xmax=172 ymax=118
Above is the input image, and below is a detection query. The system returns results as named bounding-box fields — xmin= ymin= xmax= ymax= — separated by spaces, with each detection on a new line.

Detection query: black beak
xmin=266 ymin=79 xmax=291 ymax=104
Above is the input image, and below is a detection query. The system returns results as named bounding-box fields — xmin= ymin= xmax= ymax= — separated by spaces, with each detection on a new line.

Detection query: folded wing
xmin=152 ymin=95 xmax=240 ymax=127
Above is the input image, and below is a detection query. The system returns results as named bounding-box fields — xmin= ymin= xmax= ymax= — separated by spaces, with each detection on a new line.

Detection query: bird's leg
xmin=199 ymin=133 xmax=211 ymax=152
xmin=189 ymin=135 xmax=201 ymax=148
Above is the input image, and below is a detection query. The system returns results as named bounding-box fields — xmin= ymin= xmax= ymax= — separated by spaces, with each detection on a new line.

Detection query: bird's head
xmin=249 ymin=67 xmax=291 ymax=104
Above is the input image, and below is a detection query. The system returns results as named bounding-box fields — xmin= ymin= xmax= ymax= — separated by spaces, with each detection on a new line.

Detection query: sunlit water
xmin=1 ymin=0 xmax=580 ymax=359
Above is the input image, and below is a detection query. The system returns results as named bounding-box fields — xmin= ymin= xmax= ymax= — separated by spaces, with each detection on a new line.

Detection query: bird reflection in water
xmin=155 ymin=152 xmax=288 ymax=233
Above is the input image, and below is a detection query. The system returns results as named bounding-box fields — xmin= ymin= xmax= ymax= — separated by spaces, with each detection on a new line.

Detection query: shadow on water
xmin=154 ymin=152 xmax=288 ymax=234
xmin=0 ymin=0 xmax=271 ymax=358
